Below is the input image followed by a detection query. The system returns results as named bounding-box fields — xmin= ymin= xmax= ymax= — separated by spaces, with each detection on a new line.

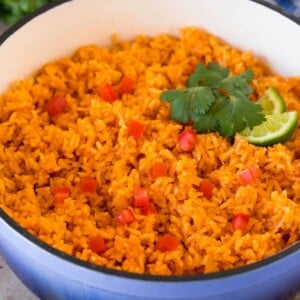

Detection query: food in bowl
xmin=0 ymin=26 xmax=300 ymax=276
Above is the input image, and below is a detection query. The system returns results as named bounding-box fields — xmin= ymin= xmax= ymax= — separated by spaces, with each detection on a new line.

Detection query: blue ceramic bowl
xmin=0 ymin=1 xmax=300 ymax=299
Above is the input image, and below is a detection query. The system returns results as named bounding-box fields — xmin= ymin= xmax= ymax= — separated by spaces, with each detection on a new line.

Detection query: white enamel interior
xmin=0 ymin=0 xmax=299 ymax=92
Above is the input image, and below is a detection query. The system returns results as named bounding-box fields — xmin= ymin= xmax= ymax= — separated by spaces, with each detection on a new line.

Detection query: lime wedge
xmin=257 ymin=87 xmax=286 ymax=114
xmin=240 ymin=112 xmax=298 ymax=146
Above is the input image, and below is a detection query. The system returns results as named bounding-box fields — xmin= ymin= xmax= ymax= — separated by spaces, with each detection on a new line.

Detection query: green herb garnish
xmin=0 ymin=0 xmax=52 ymax=25
xmin=160 ymin=62 xmax=266 ymax=137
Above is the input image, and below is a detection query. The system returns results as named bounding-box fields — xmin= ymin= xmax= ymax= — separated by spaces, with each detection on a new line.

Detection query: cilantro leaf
xmin=215 ymin=93 xmax=265 ymax=137
xmin=0 ymin=0 xmax=52 ymax=25
xmin=187 ymin=62 xmax=229 ymax=88
xmin=160 ymin=86 xmax=216 ymax=123
xmin=219 ymin=69 xmax=254 ymax=97
xmin=214 ymin=69 xmax=265 ymax=136
xmin=192 ymin=96 xmax=227 ymax=133
xmin=160 ymin=89 xmax=191 ymax=124
xmin=193 ymin=114 xmax=218 ymax=133
xmin=189 ymin=87 xmax=216 ymax=116
xmin=160 ymin=62 xmax=266 ymax=138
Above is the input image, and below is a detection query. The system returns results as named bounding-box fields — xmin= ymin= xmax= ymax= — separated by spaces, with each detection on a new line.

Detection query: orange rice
xmin=1 ymin=27 xmax=300 ymax=275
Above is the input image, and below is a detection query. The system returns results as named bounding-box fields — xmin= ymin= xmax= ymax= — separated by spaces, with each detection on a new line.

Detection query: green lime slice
xmin=257 ymin=87 xmax=286 ymax=114
xmin=240 ymin=111 xmax=298 ymax=146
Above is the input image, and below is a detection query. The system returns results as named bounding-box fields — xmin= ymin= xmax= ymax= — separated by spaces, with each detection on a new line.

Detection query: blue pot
xmin=1 ymin=213 xmax=300 ymax=299
xmin=0 ymin=0 xmax=300 ymax=299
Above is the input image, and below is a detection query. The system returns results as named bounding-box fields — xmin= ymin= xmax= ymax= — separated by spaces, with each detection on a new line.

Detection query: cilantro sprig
xmin=0 ymin=0 xmax=52 ymax=25
xmin=160 ymin=62 xmax=265 ymax=137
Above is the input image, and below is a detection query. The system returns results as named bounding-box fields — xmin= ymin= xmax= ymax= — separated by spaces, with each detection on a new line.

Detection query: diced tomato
xmin=98 ymin=83 xmax=117 ymax=103
xmin=239 ymin=166 xmax=260 ymax=186
xmin=239 ymin=169 xmax=253 ymax=186
xmin=116 ymin=208 xmax=136 ymax=225
xmin=53 ymin=186 xmax=70 ymax=204
xmin=249 ymin=166 xmax=260 ymax=180
xmin=232 ymin=213 xmax=249 ymax=232
xmin=152 ymin=162 xmax=168 ymax=179
xmin=128 ymin=120 xmax=145 ymax=139
xmin=178 ymin=129 xmax=197 ymax=151
xmin=88 ymin=236 xmax=107 ymax=254
xmin=133 ymin=187 xmax=150 ymax=207
xmin=199 ymin=179 xmax=214 ymax=199
xmin=118 ymin=76 xmax=135 ymax=94
xmin=141 ymin=205 xmax=156 ymax=216
xmin=156 ymin=234 xmax=179 ymax=252
xmin=80 ymin=177 xmax=97 ymax=193
xmin=46 ymin=95 xmax=67 ymax=117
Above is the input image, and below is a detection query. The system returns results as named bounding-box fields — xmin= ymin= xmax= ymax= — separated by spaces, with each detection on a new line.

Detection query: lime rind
xmin=240 ymin=111 xmax=298 ymax=146
xmin=257 ymin=87 xmax=286 ymax=114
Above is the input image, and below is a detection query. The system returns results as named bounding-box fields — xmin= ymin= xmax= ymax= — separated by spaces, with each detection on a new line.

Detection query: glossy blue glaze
xmin=0 ymin=1 xmax=300 ymax=299
xmin=1 ymin=213 xmax=300 ymax=300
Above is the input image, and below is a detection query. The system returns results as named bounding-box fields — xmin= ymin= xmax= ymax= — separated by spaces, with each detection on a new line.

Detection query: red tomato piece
xmin=239 ymin=166 xmax=260 ymax=186
xmin=249 ymin=166 xmax=260 ymax=180
xmin=141 ymin=205 xmax=156 ymax=216
xmin=88 ymin=236 xmax=107 ymax=254
xmin=199 ymin=179 xmax=214 ymax=199
xmin=98 ymin=83 xmax=117 ymax=103
xmin=152 ymin=162 xmax=168 ymax=179
xmin=116 ymin=208 xmax=136 ymax=225
xmin=53 ymin=186 xmax=70 ymax=204
xmin=118 ymin=76 xmax=135 ymax=94
xmin=80 ymin=177 xmax=97 ymax=193
xmin=178 ymin=129 xmax=197 ymax=152
xmin=239 ymin=169 xmax=253 ymax=186
xmin=232 ymin=213 xmax=249 ymax=232
xmin=133 ymin=187 xmax=150 ymax=207
xmin=46 ymin=95 xmax=67 ymax=117
xmin=128 ymin=120 xmax=145 ymax=139
xmin=156 ymin=234 xmax=179 ymax=252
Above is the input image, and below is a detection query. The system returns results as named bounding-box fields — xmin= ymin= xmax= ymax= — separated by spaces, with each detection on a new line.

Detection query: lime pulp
xmin=256 ymin=87 xmax=286 ymax=114
xmin=239 ymin=111 xmax=298 ymax=146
